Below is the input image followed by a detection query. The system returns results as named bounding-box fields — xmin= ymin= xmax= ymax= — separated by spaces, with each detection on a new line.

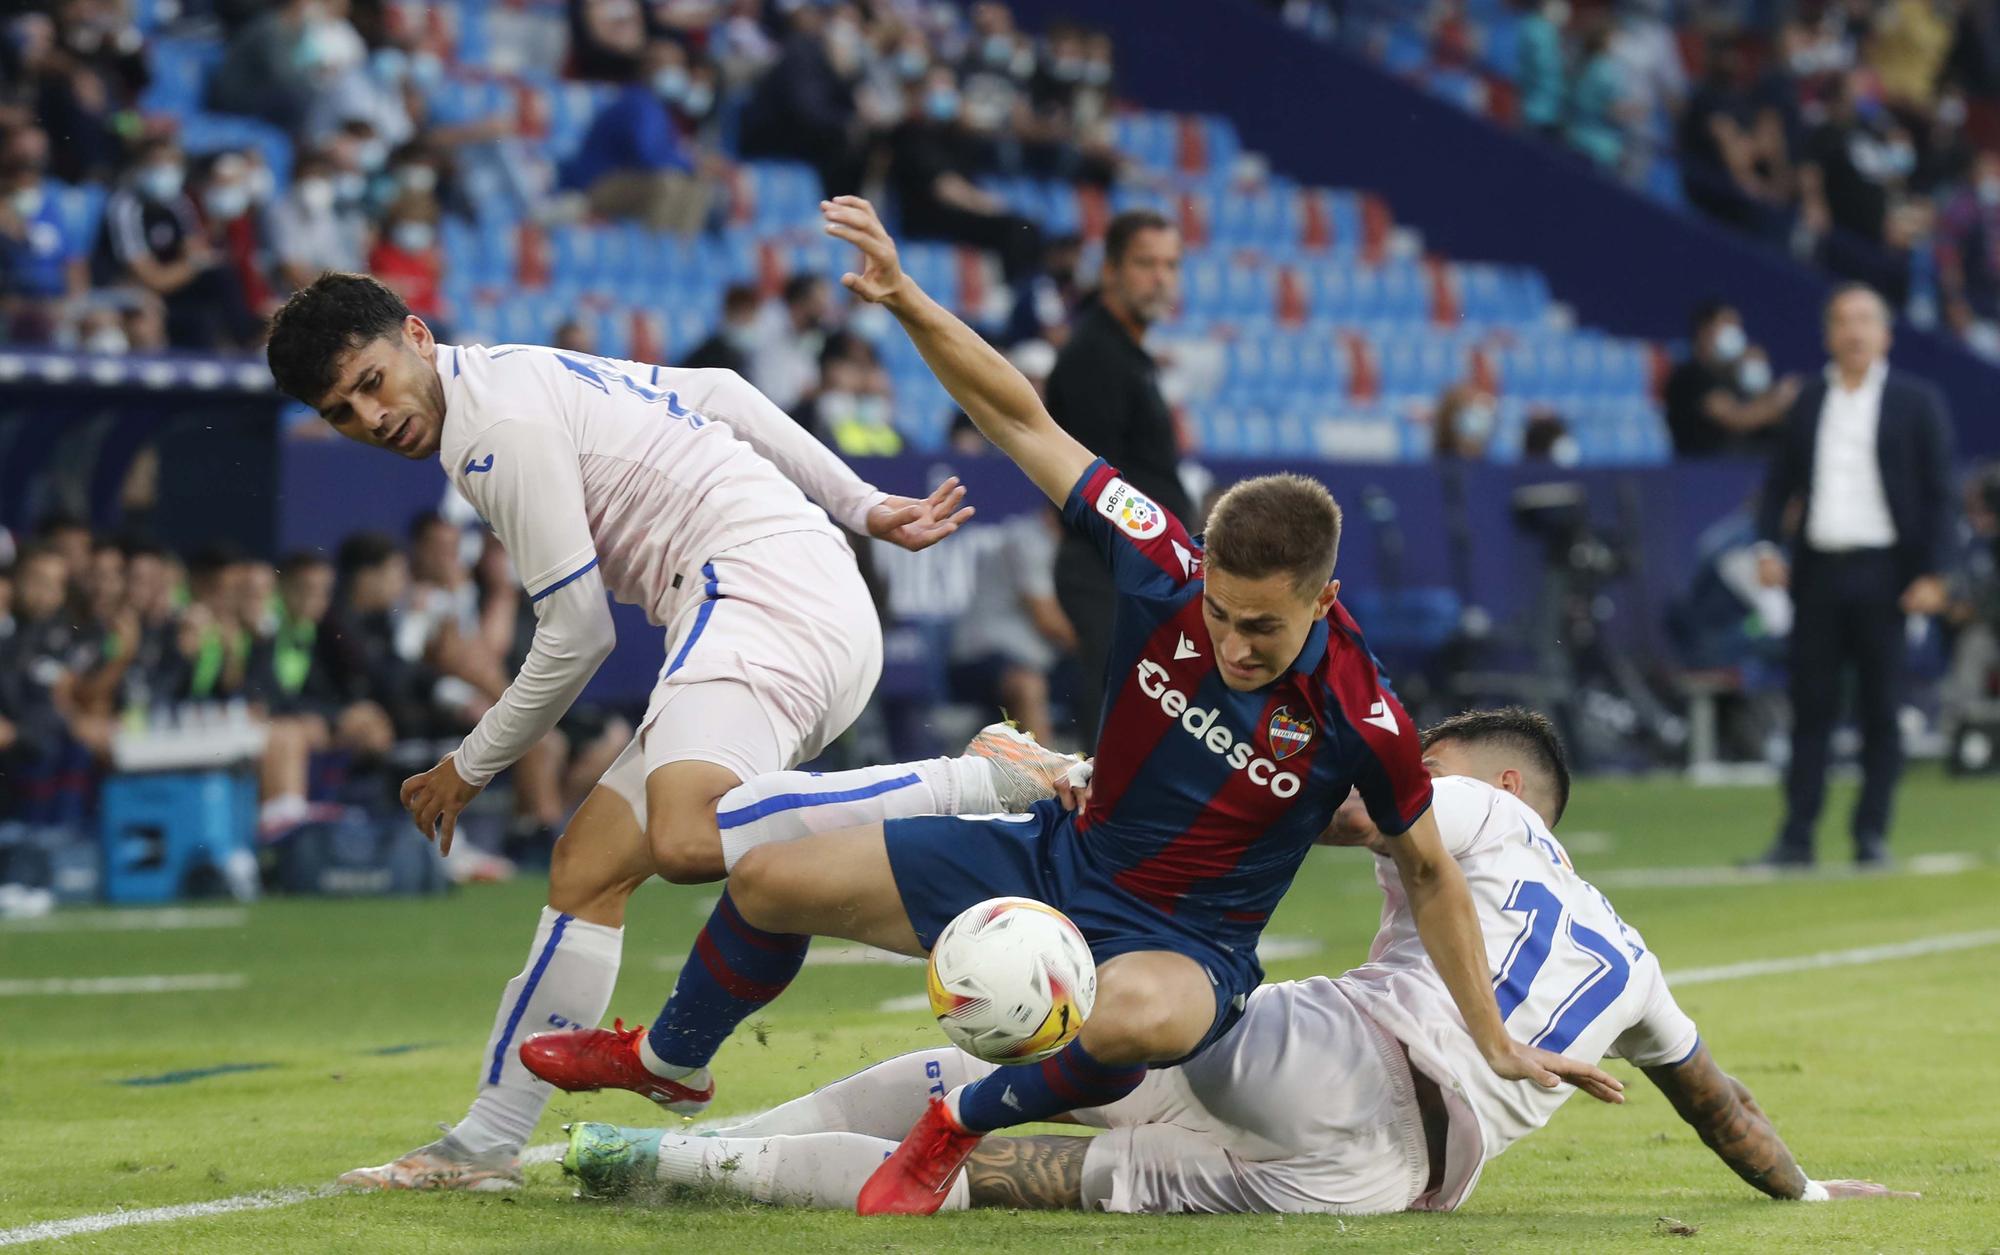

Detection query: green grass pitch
xmin=3 ymin=769 xmax=1997 ymax=1253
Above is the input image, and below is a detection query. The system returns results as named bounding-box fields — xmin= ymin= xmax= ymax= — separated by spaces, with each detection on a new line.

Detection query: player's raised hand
xmin=401 ymin=753 xmax=482 ymax=857
xmin=823 ymin=196 xmax=907 ymax=305
xmin=1816 ymin=1179 xmax=1921 ymax=1201
xmin=867 ymin=475 xmax=975 ymax=552
xmin=1487 ymin=1039 xmax=1626 ymax=1105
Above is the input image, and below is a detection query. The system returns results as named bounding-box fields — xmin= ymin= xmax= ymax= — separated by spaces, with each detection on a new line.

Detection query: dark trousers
xmin=1055 ymin=537 xmax=1115 ymax=745
xmin=1779 ymin=548 xmax=1906 ymax=856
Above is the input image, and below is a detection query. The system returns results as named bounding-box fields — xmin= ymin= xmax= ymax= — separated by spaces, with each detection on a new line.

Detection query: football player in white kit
xmin=561 ymin=707 xmax=1913 ymax=1214
xmin=265 ymin=273 xmax=1079 ymax=1191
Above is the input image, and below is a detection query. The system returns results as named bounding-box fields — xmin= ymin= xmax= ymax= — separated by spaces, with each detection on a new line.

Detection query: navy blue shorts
xmin=882 ymin=799 xmax=1262 ymax=1063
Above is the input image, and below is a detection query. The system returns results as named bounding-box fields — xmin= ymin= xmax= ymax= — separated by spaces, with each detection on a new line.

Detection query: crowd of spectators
xmin=0 ymin=507 xmax=632 ymax=862
xmin=1 ymin=0 xmax=1123 ymax=358
xmin=1302 ymin=0 xmax=2000 ymax=364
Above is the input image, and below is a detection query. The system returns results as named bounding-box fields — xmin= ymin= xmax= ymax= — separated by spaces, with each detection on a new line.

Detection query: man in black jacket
xmin=1045 ymin=209 xmax=1185 ymax=740
xmin=1753 ymin=284 xmax=1957 ymax=867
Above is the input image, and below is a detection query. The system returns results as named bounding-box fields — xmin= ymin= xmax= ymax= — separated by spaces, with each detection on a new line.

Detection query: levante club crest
xmin=1268 ymin=706 xmax=1314 ymax=760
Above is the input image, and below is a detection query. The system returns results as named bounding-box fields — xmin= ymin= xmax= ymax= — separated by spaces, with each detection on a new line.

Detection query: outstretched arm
xmin=964 ymin=1135 xmax=1090 ymax=1210
xmin=1642 ymin=1043 xmax=1915 ymax=1201
xmin=824 ymin=195 xmax=1094 ymax=506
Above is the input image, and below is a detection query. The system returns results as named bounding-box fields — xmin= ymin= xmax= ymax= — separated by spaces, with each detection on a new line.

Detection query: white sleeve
xmin=451 ymin=420 xmax=615 ymax=787
xmin=1607 ymin=961 xmax=1702 ymax=1068
xmin=670 ymin=367 xmax=889 ymax=534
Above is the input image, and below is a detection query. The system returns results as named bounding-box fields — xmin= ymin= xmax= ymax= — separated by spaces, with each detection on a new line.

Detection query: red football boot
xmin=517 ymin=1018 xmax=715 ymax=1116
xmin=855 ymin=1097 xmax=983 ymax=1216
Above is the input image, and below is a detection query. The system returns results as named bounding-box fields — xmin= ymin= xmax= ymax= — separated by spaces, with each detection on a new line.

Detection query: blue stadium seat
xmin=140 ymin=38 xmax=220 ymax=117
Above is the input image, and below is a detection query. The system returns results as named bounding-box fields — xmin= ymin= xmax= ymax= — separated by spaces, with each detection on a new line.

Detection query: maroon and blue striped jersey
xmin=1062 ymin=458 xmax=1433 ymax=945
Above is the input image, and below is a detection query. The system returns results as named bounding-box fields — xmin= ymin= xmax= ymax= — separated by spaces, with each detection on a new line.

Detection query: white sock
xmin=635 ymin=1033 xmax=702 ymax=1081
xmin=653 ymin=1131 xmax=970 ymax=1211
xmin=716 ymin=757 xmax=999 ymax=871
xmin=449 ymin=906 xmax=623 ymax=1156
xmin=716 ymin=1047 xmax=989 ymax=1140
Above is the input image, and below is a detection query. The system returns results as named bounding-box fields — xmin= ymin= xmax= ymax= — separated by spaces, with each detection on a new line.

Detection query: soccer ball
xmin=926 ymin=897 xmax=1097 ymax=1064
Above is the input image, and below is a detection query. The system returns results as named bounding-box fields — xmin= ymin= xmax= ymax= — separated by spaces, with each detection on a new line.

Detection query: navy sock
xmin=646 ymin=891 xmax=808 ymax=1070
xmin=953 ymin=1039 xmax=1146 ymax=1133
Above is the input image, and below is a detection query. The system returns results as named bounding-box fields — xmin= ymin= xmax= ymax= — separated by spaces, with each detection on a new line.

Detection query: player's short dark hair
xmin=266 ymin=271 xmax=412 ymax=406
xmin=1105 ymin=209 xmax=1172 ymax=265
xmin=1420 ymin=706 xmax=1572 ymax=825
xmin=1201 ymin=473 xmax=1341 ymax=594
xmin=335 ymin=531 xmax=400 ymax=580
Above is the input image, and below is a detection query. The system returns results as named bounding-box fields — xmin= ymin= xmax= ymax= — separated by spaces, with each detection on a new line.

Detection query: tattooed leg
xmin=964 ymin=1134 xmax=1093 ymax=1210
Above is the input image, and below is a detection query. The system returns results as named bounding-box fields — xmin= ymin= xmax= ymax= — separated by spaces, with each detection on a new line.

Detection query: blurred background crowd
xmin=1302 ymin=0 xmax=2000 ymax=363
xmin=3 ymin=0 xmax=2000 ymax=908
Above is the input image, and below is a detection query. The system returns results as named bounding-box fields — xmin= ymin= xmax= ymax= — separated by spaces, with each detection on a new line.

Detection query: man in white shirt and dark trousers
xmin=1754 ymin=284 xmax=1957 ymax=868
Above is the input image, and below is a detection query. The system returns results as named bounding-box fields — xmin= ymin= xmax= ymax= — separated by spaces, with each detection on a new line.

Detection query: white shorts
xmin=1068 ymin=978 xmax=1431 ymax=1214
xmin=598 ymin=529 xmax=881 ymax=824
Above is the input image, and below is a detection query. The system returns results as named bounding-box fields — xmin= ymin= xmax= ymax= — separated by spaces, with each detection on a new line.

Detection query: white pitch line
xmin=0 ymin=1106 xmax=776 ymax=1248
xmin=1669 ymin=929 xmax=2000 ymax=986
xmin=0 ymin=907 xmax=248 ymax=934
xmin=1592 ymin=852 xmax=1982 ymax=891
xmin=0 ymin=973 xmax=245 ymax=998
xmin=0 ymin=1187 xmax=338 ymax=1247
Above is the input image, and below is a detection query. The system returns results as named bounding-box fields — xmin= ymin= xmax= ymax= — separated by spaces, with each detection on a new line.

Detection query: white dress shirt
xmin=1803 ymin=360 xmax=1898 ymax=552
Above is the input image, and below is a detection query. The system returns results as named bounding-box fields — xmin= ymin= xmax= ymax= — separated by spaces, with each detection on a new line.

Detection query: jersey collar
xmin=1286 ymin=617 xmax=1330 ymax=678
xmin=433 ymin=343 xmax=463 ymax=454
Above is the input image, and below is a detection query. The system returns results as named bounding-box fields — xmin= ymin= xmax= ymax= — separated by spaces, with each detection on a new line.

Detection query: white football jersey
xmin=434 ymin=343 xmax=857 ymax=629
xmin=1334 ymin=776 xmax=1700 ymax=1209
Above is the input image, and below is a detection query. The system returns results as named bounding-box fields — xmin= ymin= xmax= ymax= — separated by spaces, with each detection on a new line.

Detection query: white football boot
xmin=338 ymin=1129 xmax=523 ymax=1192
xmin=963 ymin=722 xmax=1081 ymax=812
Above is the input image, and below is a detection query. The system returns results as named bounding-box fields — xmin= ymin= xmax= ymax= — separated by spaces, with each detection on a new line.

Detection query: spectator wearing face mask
xmin=269 ymin=150 xmax=368 ymax=295
xmin=191 ymin=149 xmax=276 ymax=318
xmin=1801 ymin=68 xmax=1921 ymax=296
xmin=680 ymin=281 xmax=761 ymax=374
xmin=368 ymin=191 xmax=446 ymax=329
xmin=1665 ymin=301 xmax=1800 ymax=458
xmin=1433 ymin=382 xmax=1499 ymax=460
xmin=0 ymin=123 xmax=86 ymax=344
xmin=93 ymin=137 xmax=260 ymax=350
xmin=1522 ymin=407 xmax=1580 ymax=466
xmin=210 ymin=0 xmax=361 ymax=139
xmin=811 ymin=331 xmax=901 ymax=457
xmin=558 ymin=38 xmax=715 ymax=235
xmin=887 ymin=63 xmax=1044 ymax=283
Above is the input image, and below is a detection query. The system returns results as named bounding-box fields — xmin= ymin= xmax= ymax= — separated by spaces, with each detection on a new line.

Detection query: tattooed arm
xmin=964 ymin=1135 xmax=1091 ymax=1210
xmin=1642 ymin=1043 xmax=1807 ymax=1199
